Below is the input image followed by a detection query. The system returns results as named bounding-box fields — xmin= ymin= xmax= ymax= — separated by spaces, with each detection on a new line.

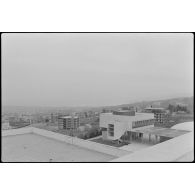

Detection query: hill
xmin=2 ymin=96 xmax=194 ymax=114
xmin=100 ymin=96 xmax=194 ymax=113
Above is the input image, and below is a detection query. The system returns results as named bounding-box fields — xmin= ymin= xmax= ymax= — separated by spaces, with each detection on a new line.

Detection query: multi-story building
xmin=155 ymin=113 xmax=170 ymax=124
xmin=144 ymin=107 xmax=165 ymax=114
xmin=58 ymin=116 xmax=80 ymax=130
xmin=50 ymin=113 xmax=59 ymax=123
xmin=100 ymin=110 xmax=154 ymax=140
xmin=144 ymin=107 xmax=169 ymax=124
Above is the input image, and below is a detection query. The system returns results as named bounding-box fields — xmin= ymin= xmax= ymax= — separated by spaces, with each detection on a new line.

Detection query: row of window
xmin=132 ymin=119 xmax=154 ymax=128
xmin=108 ymin=124 xmax=114 ymax=136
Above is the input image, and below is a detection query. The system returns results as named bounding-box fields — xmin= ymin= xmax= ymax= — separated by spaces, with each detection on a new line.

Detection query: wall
xmin=102 ymin=131 xmax=107 ymax=140
xmin=110 ymin=122 xmax=127 ymax=140
xmin=131 ymin=125 xmax=154 ymax=132
xmin=32 ymin=128 xmax=73 ymax=143
xmin=32 ymin=128 xmax=130 ymax=157
xmin=2 ymin=127 xmax=33 ymax=136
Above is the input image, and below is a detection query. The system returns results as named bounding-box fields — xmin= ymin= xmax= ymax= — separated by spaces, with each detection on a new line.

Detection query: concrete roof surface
xmin=2 ymin=133 xmax=115 ymax=162
xmin=111 ymin=132 xmax=193 ymax=162
xmin=171 ymin=121 xmax=194 ymax=132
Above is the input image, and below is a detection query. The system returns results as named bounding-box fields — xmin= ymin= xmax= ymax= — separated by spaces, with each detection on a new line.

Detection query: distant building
xmin=51 ymin=113 xmax=54 ymax=123
xmin=144 ymin=107 xmax=169 ymax=124
xmin=152 ymin=101 xmax=161 ymax=107
xmin=144 ymin=107 xmax=165 ymax=113
xmin=155 ymin=113 xmax=170 ymax=124
xmin=58 ymin=116 xmax=80 ymax=130
xmin=2 ymin=122 xmax=11 ymax=130
xmin=9 ymin=116 xmax=17 ymax=123
xmin=9 ymin=120 xmax=30 ymax=128
xmin=121 ymin=106 xmax=135 ymax=111
xmin=100 ymin=110 xmax=154 ymax=140
xmin=113 ymin=110 xmax=135 ymax=116
xmin=50 ymin=113 xmax=58 ymax=123
xmin=176 ymin=102 xmax=187 ymax=107
xmin=102 ymin=109 xmax=112 ymax=113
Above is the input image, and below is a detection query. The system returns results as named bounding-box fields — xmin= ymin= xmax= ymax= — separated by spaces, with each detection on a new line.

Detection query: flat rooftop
xmin=171 ymin=121 xmax=194 ymax=132
xmin=59 ymin=116 xmax=79 ymax=119
xmin=2 ymin=133 xmax=115 ymax=162
xmin=111 ymin=132 xmax=193 ymax=162
xmin=145 ymin=107 xmax=165 ymax=110
xmin=101 ymin=112 xmax=154 ymax=120
xmin=131 ymin=127 xmax=190 ymax=138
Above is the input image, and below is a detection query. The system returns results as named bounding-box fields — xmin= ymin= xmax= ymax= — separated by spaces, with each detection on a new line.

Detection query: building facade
xmin=144 ymin=107 xmax=169 ymax=124
xmin=2 ymin=122 xmax=11 ymax=130
xmin=58 ymin=116 xmax=80 ymax=130
xmin=100 ymin=111 xmax=154 ymax=140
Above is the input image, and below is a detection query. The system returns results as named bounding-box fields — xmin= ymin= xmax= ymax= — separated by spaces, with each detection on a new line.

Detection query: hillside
xmin=2 ymin=96 xmax=194 ymax=114
xmin=100 ymin=96 xmax=194 ymax=113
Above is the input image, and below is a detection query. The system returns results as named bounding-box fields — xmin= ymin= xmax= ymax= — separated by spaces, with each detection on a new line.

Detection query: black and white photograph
xmin=1 ymin=1 xmax=195 ymax=195
xmin=1 ymin=33 xmax=194 ymax=162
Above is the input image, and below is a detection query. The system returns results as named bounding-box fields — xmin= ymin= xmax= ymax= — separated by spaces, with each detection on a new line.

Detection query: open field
xmin=2 ymin=134 xmax=116 ymax=162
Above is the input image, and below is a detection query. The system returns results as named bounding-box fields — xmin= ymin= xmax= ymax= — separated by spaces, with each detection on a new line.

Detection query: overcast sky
xmin=2 ymin=33 xmax=194 ymax=107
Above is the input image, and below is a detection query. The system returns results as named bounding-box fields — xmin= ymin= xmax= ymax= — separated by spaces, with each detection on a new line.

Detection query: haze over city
xmin=2 ymin=33 xmax=193 ymax=107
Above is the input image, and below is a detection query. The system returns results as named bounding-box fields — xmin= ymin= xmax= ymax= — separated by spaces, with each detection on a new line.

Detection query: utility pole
xmin=72 ymin=127 xmax=73 ymax=145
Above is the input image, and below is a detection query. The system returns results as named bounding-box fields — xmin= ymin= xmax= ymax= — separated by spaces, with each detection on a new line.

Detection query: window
xmin=108 ymin=124 xmax=114 ymax=136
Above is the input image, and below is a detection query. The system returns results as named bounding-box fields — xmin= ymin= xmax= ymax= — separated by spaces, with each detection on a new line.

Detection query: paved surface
xmin=2 ymin=134 xmax=116 ymax=162
xmin=171 ymin=121 xmax=194 ymax=132
xmin=175 ymin=150 xmax=194 ymax=162
xmin=120 ymin=141 xmax=153 ymax=152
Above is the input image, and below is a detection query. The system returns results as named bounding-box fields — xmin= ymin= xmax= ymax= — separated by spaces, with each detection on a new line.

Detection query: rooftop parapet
xmin=113 ymin=110 xmax=135 ymax=116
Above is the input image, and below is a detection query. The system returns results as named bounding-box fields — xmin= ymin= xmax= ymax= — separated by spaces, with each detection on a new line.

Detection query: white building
xmin=100 ymin=111 xmax=154 ymax=140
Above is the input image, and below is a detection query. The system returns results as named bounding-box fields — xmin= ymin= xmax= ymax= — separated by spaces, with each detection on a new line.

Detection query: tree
xmin=168 ymin=104 xmax=175 ymax=113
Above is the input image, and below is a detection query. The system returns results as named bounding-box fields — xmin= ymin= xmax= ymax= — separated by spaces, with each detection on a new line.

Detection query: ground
xmin=91 ymin=137 xmax=154 ymax=152
xmin=92 ymin=138 xmax=130 ymax=147
xmin=2 ymin=134 xmax=116 ymax=162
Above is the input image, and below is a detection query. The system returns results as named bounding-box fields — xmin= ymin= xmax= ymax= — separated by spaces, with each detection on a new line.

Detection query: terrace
xmin=2 ymin=133 xmax=116 ymax=162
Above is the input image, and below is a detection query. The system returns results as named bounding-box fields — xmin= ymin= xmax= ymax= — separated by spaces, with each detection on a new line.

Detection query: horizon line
xmin=2 ymin=95 xmax=193 ymax=108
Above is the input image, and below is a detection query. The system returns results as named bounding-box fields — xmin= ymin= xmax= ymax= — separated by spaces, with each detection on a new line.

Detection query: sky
xmin=2 ymin=33 xmax=194 ymax=107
